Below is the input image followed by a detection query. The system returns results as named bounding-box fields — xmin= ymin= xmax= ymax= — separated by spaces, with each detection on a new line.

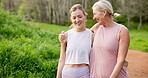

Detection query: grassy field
xmin=28 ymin=22 xmax=69 ymax=34
xmin=129 ymin=30 xmax=148 ymax=52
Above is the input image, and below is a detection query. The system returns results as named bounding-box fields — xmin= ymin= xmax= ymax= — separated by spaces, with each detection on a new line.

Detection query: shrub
xmin=0 ymin=8 xmax=59 ymax=78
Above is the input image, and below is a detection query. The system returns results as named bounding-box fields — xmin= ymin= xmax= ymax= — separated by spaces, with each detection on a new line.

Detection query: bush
xmin=86 ymin=19 xmax=97 ymax=28
xmin=0 ymin=8 xmax=59 ymax=77
xmin=114 ymin=14 xmax=127 ymax=25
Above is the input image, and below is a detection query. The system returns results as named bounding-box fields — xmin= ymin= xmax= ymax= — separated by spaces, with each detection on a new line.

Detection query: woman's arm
xmin=56 ymin=42 xmax=67 ymax=78
xmin=90 ymin=23 xmax=99 ymax=33
xmin=91 ymin=32 xmax=94 ymax=46
xmin=110 ymin=27 xmax=130 ymax=78
xmin=56 ymin=32 xmax=68 ymax=78
xmin=90 ymin=23 xmax=100 ymax=46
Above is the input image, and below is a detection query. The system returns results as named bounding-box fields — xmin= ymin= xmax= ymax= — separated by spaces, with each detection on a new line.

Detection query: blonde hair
xmin=92 ymin=0 xmax=114 ymax=18
xmin=69 ymin=4 xmax=87 ymax=28
xmin=70 ymin=4 xmax=88 ymax=16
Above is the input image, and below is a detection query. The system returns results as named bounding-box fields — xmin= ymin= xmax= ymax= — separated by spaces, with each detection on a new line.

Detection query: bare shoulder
xmin=118 ymin=25 xmax=130 ymax=49
xmin=90 ymin=23 xmax=100 ymax=33
xmin=119 ymin=25 xmax=130 ymax=39
xmin=120 ymin=25 xmax=129 ymax=34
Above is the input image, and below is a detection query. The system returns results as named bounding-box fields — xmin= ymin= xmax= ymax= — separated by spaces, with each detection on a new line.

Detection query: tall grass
xmin=0 ymin=8 xmax=60 ymax=78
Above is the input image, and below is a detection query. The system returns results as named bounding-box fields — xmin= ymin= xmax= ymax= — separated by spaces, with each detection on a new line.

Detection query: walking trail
xmin=127 ymin=50 xmax=148 ymax=78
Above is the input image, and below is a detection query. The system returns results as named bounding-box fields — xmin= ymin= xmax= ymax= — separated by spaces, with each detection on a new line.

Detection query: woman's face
xmin=92 ymin=7 xmax=105 ymax=25
xmin=70 ymin=9 xmax=86 ymax=29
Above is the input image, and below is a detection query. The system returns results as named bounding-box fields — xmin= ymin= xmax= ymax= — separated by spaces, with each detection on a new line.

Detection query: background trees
xmin=1 ymin=0 xmax=147 ymax=30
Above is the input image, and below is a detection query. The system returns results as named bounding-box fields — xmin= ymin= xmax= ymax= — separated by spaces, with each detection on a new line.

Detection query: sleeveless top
xmin=90 ymin=24 xmax=128 ymax=78
xmin=65 ymin=29 xmax=92 ymax=64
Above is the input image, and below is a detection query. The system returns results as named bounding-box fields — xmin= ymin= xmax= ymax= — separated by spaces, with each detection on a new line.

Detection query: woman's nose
xmin=93 ymin=17 xmax=96 ymax=20
xmin=76 ymin=18 xmax=79 ymax=22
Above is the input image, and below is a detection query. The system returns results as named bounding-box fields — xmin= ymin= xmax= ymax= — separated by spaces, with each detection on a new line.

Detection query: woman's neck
xmin=102 ymin=17 xmax=116 ymax=27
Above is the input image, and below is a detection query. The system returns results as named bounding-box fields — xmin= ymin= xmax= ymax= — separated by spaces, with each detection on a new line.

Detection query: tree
xmin=136 ymin=0 xmax=148 ymax=30
xmin=1 ymin=0 xmax=148 ymax=29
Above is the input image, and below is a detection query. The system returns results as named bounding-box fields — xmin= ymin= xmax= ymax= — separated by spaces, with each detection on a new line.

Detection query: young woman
xmin=90 ymin=0 xmax=130 ymax=78
xmin=56 ymin=4 xmax=92 ymax=78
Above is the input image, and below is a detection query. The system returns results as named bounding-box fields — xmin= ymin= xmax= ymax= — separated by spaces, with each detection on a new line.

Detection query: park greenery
xmin=0 ymin=0 xmax=148 ymax=30
xmin=0 ymin=8 xmax=60 ymax=77
xmin=0 ymin=0 xmax=148 ymax=77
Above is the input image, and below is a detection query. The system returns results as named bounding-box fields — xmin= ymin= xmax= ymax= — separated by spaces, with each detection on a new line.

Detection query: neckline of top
xmin=101 ymin=25 xmax=118 ymax=29
xmin=72 ymin=28 xmax=87 ymax=33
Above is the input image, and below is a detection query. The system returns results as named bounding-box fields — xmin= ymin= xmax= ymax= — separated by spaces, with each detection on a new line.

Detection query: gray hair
xmin=92 ymin=0 xmax=114 ymax=17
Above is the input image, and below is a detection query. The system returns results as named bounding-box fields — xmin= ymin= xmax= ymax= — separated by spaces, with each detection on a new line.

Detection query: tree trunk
xmin=138 ymin=13 xmax=142 ymax=30
xmin=138 ymin=0 xmax=142 ymax=30
xmin=127 ymin=14 xmax=130 ymax=28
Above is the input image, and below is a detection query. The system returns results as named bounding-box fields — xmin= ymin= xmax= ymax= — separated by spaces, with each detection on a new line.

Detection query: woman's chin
xmin=75 ymin=24 xmax=81 ymax=27
xmin=76 ymin=26 xmax=81 ymax=29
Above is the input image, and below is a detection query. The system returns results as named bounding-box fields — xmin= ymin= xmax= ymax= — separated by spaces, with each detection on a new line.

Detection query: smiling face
xmin=92 ymin=7 xmax=105 ymax=25
xmin=92 ymin=0 xmax=114 ymax=25
xmin=70 ymin=9 xmax=86 ymax=29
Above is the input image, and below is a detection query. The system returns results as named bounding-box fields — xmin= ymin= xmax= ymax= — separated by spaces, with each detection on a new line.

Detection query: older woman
xmin=90 ymin=0 xmax=130 ymax=78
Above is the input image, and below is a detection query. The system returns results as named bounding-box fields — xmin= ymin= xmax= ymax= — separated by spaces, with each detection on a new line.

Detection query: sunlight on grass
xmin=28 ymin=22 xmax=70 ymax=34
xmin=129 ymin=30 xmax=148 ymax=52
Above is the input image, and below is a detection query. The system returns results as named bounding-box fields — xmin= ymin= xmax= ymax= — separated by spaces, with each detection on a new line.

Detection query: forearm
xmin=109 ymin=60 xmax=125 ymax=78
xmin=56 ymin=59 xmax=65 ymax=78
xmin=56 ymin=43 xmax=66 ymax=78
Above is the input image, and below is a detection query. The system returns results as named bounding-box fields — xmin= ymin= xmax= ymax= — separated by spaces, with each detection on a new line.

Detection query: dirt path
xmin=127 ymin=50 xmax=148 ymax=78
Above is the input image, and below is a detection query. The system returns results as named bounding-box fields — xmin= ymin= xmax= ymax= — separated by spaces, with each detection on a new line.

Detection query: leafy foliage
xmin=0 ymin=8 xmax=60 ymax=78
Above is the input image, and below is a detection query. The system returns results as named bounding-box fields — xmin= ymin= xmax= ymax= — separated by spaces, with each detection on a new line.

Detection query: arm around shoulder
xmin=90 ymin=23 xmax=99 ymax=33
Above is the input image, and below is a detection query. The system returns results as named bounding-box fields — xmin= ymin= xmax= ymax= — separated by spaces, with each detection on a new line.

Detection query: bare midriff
xmin=65 ymin=64 xmax=88 ymax=67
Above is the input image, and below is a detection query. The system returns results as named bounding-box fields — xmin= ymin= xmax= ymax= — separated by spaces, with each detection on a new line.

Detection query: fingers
xmin=124 ymin=60 xmax=128 ymax=68
xmin=59 ymin=31 xmax=67 ymax=43
xmin=59 ymin=34 xmax=63 ymax=43
xmin=61 ymin=31 xmax=65 ymax=34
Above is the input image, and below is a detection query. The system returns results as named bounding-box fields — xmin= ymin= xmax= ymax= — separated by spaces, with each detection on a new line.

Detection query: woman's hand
xmin=59 ymin=31 xmax=67 ymax=43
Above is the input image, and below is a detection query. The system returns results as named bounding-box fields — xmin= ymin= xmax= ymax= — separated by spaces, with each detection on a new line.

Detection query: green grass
xmin=28 ymin=22 xmax=69 ymax=34
xmin=129 ymin=30 xmax=148 ymax=52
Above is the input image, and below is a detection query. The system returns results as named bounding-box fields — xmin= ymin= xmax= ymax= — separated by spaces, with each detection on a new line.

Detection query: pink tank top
xmin=90 ymin=24 xmax=128 ymax=78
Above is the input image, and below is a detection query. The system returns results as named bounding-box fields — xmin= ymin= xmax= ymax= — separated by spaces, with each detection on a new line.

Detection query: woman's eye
xmin=78 ymin=15 xmax=82 ymax=18
xmin=73 ymin=17 xmax=76 ymax=19
xmin=79 ymin=16 xmax=82 ymax=18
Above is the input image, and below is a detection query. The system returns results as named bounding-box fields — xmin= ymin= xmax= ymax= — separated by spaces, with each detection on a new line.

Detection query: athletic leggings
xmin=62 ymin=66 xmax=90 ymax=78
